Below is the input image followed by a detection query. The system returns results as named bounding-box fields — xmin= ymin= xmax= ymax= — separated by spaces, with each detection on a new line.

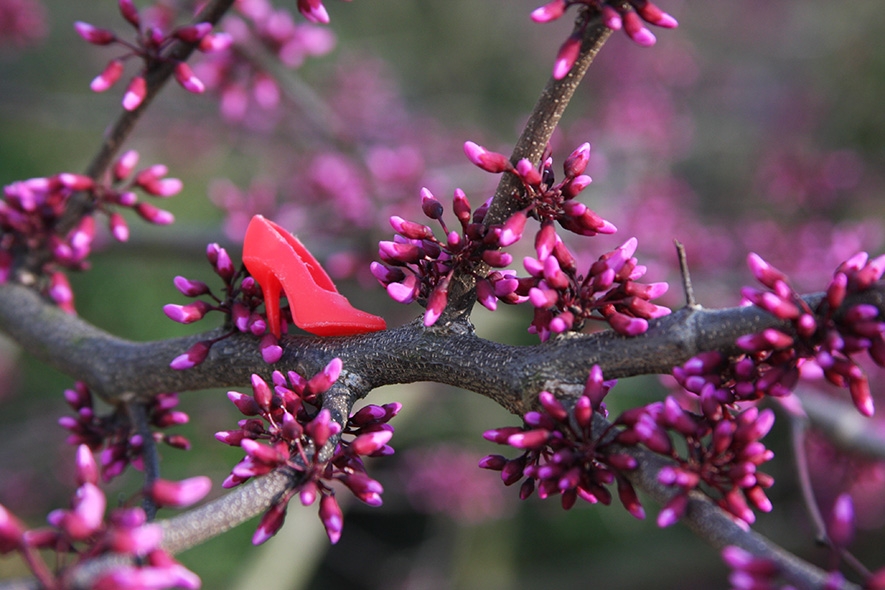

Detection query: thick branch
xmin=1 ymin=281 xmax=883 ymax=416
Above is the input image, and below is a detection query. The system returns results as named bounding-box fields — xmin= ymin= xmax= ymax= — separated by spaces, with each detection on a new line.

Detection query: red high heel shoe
xmin=243 ymin=215 xmax=386 ymax=337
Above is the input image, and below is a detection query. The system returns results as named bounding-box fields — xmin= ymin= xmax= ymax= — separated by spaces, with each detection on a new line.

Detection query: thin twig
xmin=128 ymin=401 xmax=160 ymax=521
xmin=674 ymin=240 xmax=698 ymax=309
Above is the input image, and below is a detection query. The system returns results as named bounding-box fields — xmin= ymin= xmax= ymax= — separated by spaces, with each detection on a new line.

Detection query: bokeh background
xmin=2 ymin=0 xmax=885 ymax=588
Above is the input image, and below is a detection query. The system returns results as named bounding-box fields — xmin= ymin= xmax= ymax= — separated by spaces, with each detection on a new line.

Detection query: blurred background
xmin=2 ymin=0 xmax=885 ymax=588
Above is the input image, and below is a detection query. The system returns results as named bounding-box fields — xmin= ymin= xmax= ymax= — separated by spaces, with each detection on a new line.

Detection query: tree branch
xmin=1 ymin=280 xmax=883 ymax=416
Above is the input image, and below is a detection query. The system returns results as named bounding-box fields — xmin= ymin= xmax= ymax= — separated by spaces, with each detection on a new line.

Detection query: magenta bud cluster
xmin=372 ymin=186 xmax=525 ymax=326
xmin=521 ymin=233 xmax=670 ymax=341
xmin=737 ymin=251 xmax=885 ymax=417
xmin=59 ymin=383 xmax=191 ymax=482
xmin=166 ymin=243 xmax=282 ymax=370
xmin=617 ymin=400 xmax=775 ymax=527
xmin=1 ymin=150 xmax=181 ymax=312
xmin=216 ymin=361 xmax=400 ymax=545
xmin=0 ymin=445 xmax=204 ymax=589
xmin=375 ymin=141 xmax=667 ymax=340
xmin=530 ymin=1 xmax=677 ymax=78
xmin=480 ymin=366 xmax=647 ymax=516
xmin=74 ymin=1 xmax=230 ymax=111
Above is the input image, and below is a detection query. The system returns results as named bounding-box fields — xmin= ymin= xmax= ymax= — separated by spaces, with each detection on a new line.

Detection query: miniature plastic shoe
xmin=242 ymin=215 xmax=386 ymax=337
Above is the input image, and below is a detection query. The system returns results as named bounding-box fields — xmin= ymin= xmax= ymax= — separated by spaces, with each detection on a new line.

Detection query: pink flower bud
xmin=507 ymin=428 xmax=550 ymax=449
xmin=530 ymin=0 xmax=566 ymax=23
xmin=307 ymin=357 xmax=343 ymax=395
xmin=75 ymin=445 xmax=99 ymax=486
xmin=91 ymin=59 xmax=125 ymax=92
xmin=553 ymin=34 xmax=581 ymax=80
xmin=163 ymin=301 xmax=212 ymax=324
xmin=349 ymin=430 xmax=394 ymax=456
xmin=657 ymin=492 xmax=687 ymax=527
xmin=49 ymin=272 xmax=75 ymax=314
xmin=298 ymin=0 xmax=330 ymax=23
xmin=319 ymin=494 xmax=343 ymax=544
xmin=174 ymin=62 xmax=205 ymax=94
xmin=227 ymin=391 xmax=260 ymax=416
xmin=420 ymin=187 xmax=444 ymax=219
xmin=623 ymin=10 xmax=656 ymax=46
xmin=170 ymin=341 xmax=211 ymax=370
xmin=0 ymin=504 xmax=25 ymax=554
xmin=498 ymin=210 xmax=527 ymax=247
xmin=424 ymin=277 xmax=450 ymax=326
xmin=107 ymin=212 xmax=129 ymax=242
xmin=635 ymin=2 xmax=678 ymax=28
xmin=173 ymin=22 xmax=212 ymax=43
xmin=148 ymin=476 xmax=211 ymax=508
xmin=253 ymin=502 xmax=287 ymax=545
xmin=564 ymin=142 xmax=591 ymax=177
xmin=122 ymin=75 xmax=147 ymax=111
xmin=135 ymin=202 xmax=175 ymax=225
xmin=463 ymin=141 xmax=511 ymax=173
xmin=118 ymin=0 xmax=140 ymax=27
xmin=389 ymin=215 xmax=433 ymax=240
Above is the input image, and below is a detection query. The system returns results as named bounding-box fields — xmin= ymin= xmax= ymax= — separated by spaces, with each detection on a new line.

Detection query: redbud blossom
xmin=89 ymin=59 xmax=123 ymax=92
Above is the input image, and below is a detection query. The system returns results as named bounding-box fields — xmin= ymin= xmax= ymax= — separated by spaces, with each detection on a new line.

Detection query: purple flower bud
xmin=482 ymin=249 xmax=512 ymax=268
xmin=135 ymin=202 xmax=175 ymax=225
xmin=75 ymin=445 xmax=99 ymax=486
xmin=107 ymin=521 xmax=163 ymax=555
xmin=635 ymin=2 xmax=678 ymax=28
xmin=498 ymin=210 xmax=527 ymax=247
xmin=173 ymin=276 xmax=210 ymax=298
xmin=170 ymin=341 xmax=211 ymax=370
xmin=0 ymin=504 xmax=25 ymax=554
xmin=253 ymin=501 xmax=287 ymax=546
xmin=608 ymin=312 xmax=648 ymax=336
xmin=424 ymin=277 xmax=450 ymax=327
xmin=501 ymin=457 xmax=526 ymax=486
xmin=122 ymin=75 xmax=147 ymax=111
xmin=74 ymin=21 xmax=116 ymax=45
xmin=553 ymin=34 xmax=581 ymax=80
xmin=482 ymin=426 xmax=524 ymax=444
xmin=623 ymin=10 xmax=656 ymax=46
xmin=118 ymin=0 xmax=140 ymax=26
xmin=258 ymin=333 xmax=283 ymax=365
xmin=390 ymin=215 xmax=433 ymax=240
xmin=163 ymin=301 xmax=212 ymax=324
xmin=173 ymin=22 xmax=212 ymax=43
xmin=298 ymin=0 xmax=330 ymax=24
xmin=538 ymin=391 xmax=568 ymax=422
xmin=307 ymin=357 xmax=343 ymax=395
xmin=478 ymin=454 xmax=507 ymax=470
xmin=530 ymin=0 xmax=566 ymax=23
xmin=420 ymin=187 xmax=444 ymax=219
xmin=349 ymin=430 xmax=394 ymax=456
xmin=463 ymin=141 xmax=511 ymax=173
xmin=69 ymin=482 xmax=106 ymax=539
xmin=564 ymin=142 xmax=591 ymax=177
xmin=306 ymin=409 xmax=339 ymax=448
xmin=657 ymin=492 xmax=687 ymax=528
xmin=617 ymin=477 xmax=646 ymax=520
xmin=319 ymin=494 xmax=343 ymax=544
xmin=507 ymin=429 xmax=550 ymax=449
xmin=849 ymin=373 xmax=874 ymax=417
xmin=515 ymin=158 xmax=542 ymax=184
xmin=148 ymin=476 xmax=211 ymax=508
xmin=452 ymin=188 xmax=472 ymax=224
